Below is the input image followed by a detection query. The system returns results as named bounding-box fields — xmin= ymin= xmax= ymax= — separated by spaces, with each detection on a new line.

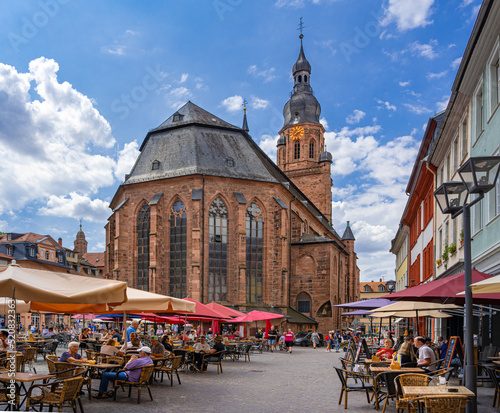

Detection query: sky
xmin=0 ymin=0 xmax=482 ymax=282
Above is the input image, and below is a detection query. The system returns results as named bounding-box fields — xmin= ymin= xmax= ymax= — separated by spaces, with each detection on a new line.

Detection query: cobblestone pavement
xmin=31 ymin=346 xmax=497 ymax=412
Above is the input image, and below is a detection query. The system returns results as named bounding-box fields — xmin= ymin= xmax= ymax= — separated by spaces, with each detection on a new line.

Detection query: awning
xmin=333 ymin=298 xmax=394 ymax=309
xmin=382 ymin=270 xmax=500 ymax=304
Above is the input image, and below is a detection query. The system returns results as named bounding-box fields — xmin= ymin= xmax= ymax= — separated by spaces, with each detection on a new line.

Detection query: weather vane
xmin=298 ymin=17 xmax=304 ymax=39
xmin=243 ymin=98 xmax=248 ymax=111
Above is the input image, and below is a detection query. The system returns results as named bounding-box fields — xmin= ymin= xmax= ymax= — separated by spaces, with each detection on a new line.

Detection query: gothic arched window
xmin=297 ymin=291 xmax=311 ymax=313
xmin=137 ymin=203 xmax=150 ymax=291
xmin=208 ymin=198 xmax=228 ymax=302
xmin=309 ymin=141 xmax=315 ymax=158
xmin=169 ymin=199 xmax=187 ymax=298
xmin=246 ymin=202 xmax=264 ymax=303
xmin=294 ymin=142 xmax=300 ymax=159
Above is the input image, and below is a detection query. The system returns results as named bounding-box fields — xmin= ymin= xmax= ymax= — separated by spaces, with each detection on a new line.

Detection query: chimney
xmin=58 ymin=238 xmax=62 ymax=246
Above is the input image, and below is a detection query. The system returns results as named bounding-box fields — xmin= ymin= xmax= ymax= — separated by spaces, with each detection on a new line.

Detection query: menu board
xmin=345 ymin=338 xmax=356 ymax=361
xmin=354 ymin=338 xmax=370 ymax=363
xmin=444 ymin=336 xmax=464 ymax=368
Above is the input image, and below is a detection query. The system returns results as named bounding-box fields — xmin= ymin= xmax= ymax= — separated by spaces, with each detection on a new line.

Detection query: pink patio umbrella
xmin=71 ymin=314 xmax=95 ymax=320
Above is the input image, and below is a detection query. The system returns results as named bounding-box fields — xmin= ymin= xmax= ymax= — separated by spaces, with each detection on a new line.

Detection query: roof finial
xmin=298 ymin=17 xmax=304 ymax=40
xmin=242 ymin=99 xmax=249 ymax=132
xmin=79 ymin=219 xmax=83 ymax=232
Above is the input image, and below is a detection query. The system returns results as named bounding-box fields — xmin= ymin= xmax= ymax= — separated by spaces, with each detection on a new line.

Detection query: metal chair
xmin=201 ymin=351 xmax=224 ymax=374
xmin=484 ymin=366 xmax=500 ymax=411
xmin=157 ymin=356 xmax=182 ymax=385
xmin=374 ymin=371 xmax=401 ymax=413
xmin=333 ymin=366 xmax=375 ymax=409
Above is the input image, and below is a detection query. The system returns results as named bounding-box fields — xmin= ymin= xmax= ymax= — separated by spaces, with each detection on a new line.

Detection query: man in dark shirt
xmin=255 ymin=329 xmax=263 ymax=339
xmin=211 ymin=336 xmax=225 ymax=353
xmin=267 ymin=326 xmax=278 ymax=352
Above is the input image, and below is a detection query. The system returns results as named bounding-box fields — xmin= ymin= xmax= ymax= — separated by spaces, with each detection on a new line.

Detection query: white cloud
xmin=258 ymin=134 xmax=278 ymax=163
xmin=426 ymin=70 xmax=448 ymax=80
xmin=179 ymin=73 xmax=189 ymax=83
xmin=114 ymin=141 xmax=140 ymax=181
xmin=0 ymin=57 xmax=138 ymax=221
xmin=376 ymin=99 xmax=397 ymax=111
xmin=221 ymin=95 xmax=243 ymax=112
xmin=381 ymin=0 xmax=435 ymax=31
xmin=101 ymin=45 xmax=126 ymax=55
xmin=461 ymin=0 xmax=474 ymax=6
xmin=451 ymin=57 xmax=462 ymax=70
xmin=399 ymin=81 xmax=410 ymax=87
xmin=251 ymin=96 xmax=270 ymax=110
xmin=408 ymin=40 xmax=438 ymax=59
xmin=403 ymin=103 xmax=432 ymax=114
xmin=346 ymin=109 xmax=366 ymax=124
xmin=0 ymin=220 xmax=8 ymax=231
xmin=320 ymin=117 xmax=329 ymax=131
xmin=167 ymin=86 xmax=192 ymax=109
xmin=170 ymin=86 xmax=191 ymax=98
xmin=194 ymin=77 xmax=208 ymax=91
xmin=436 ymin=95 xmax=450 ymax=112
xmin=125 ymin=30 xmax=139 ymax=36
xmin=39 ymin=192 xmax=111 ymax=222
xmin=248 ymin=65 xmax=277 ymax=82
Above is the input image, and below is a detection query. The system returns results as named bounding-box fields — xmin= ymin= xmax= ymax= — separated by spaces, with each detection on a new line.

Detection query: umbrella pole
xmin=379 ymin=318 xmax=382 ymax=343
xmin=389 ymin=316 xmax=392 ymax=341
xmin=416 ymin=310 xmax=419 ymax=336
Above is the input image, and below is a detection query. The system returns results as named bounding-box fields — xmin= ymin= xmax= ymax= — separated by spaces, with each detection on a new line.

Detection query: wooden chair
xmin=113 ymin=364 xmax=154 ymax=404
xmin=0 ymin=381 xmax=20 ymax=411
xmin=333 ymin=367 xmax=375 ymax=409
xmin=27 ymin=376 xmax=84 ymax=413
xmin=201 ymin=351 xmax=224 ymax=374
xmin=423 ymin=395 xmax=469 ymax=413
xmin=157 ymin=356 xmax=182 ymax=385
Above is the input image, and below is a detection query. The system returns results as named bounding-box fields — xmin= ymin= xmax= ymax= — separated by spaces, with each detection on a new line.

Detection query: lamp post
xmin=434 ymin=156 xmax=500 ymax=413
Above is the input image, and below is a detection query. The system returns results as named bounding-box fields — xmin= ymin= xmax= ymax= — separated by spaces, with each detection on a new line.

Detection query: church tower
xmin=277 ymin=32 xmax=333 ymax=222
xmin=74 ymin=220 xmax=88 ymax=255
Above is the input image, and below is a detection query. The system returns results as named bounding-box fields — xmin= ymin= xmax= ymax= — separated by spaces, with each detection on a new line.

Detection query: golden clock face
xmin=290 ymin=126 xmax=304 ymax=141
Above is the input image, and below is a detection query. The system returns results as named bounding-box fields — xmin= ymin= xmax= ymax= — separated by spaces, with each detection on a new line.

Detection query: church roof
xmin=119 ymin=101 xmax=345 ymax=246
xmin=127 ymin=102 xmax=280 ymax=185
xmin=293 ymin=40 xmax=312 ymax=74
xmin=342 ymin=221 xmax=355 ymax=240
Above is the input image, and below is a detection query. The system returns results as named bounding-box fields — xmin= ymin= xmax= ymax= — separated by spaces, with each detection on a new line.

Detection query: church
xmin=104 ymin=36 xmax=360 ymax=332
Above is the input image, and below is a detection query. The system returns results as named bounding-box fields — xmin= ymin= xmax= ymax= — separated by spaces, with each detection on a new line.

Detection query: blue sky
xmin=0 ymin=0 xmax=481 ymax=282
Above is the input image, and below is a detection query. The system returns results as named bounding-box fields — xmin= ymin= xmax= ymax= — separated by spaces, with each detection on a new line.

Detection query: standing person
xmin=325 ymin=331 xmax=331 ymax=352
xmin=311 ymin=330 xmax=320 ymax=349
xmin=126 ymin=320 xmax=139 ymax=342
xmin=267 ymin=325 xmax=278 ymax=352
xmin=284 ymin=329 xmax=294 ymax=353
xmin=334 ymin=330 xmax=341 ymax=352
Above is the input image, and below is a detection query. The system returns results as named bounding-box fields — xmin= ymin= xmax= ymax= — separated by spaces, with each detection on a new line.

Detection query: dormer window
xmin=152 ymin=160 xmax=160 ymax=170
xmin=6 ymin=246 xmax=13 ymax=256
xmin=7 ymin=234 xmax=11 ymax=241
xmin=225 ymin=157 xmax=234 ymax=167
xmin=45 ymin=251 xmax=49 ymax=260
xmin=379 ymin=285 xmax=385 ymax=292
xmin=172 ymin=113 xmax=184 ymax=122
xmin=29 ymin=246 xmax=35 ymax=257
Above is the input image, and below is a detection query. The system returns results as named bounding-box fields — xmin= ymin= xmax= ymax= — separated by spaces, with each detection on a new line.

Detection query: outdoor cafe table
xmin=370 ymin=366 xmax=424 ymax=373
xmin=402 ymin=385 xmax=475 ymax=398
xmin=0 ymin=371 xmax=55 ymax=408
xmin=362 ymin=359 xmax=391 ymax=365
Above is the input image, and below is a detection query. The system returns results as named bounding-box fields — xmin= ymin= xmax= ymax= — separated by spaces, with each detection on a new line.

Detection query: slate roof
xmin=126 ymin=102 xmax=280 ymax=185
xmin=118 ymin=101 xmax=345 ymax=247
xmin=342 ymin=222 xmax=355 ymax=240
xmin=0 ymin=232 xmax=59 ymax=245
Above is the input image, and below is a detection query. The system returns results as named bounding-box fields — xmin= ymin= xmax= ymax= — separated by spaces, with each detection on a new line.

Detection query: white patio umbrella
xmin=459 ymin=274 xmax=500 ymax=295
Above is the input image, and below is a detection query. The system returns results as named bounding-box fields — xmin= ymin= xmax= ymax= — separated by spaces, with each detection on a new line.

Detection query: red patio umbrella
xmin=383 ymin=270 xmax=500 ymax=305
xmin=231 ymin=310 xmax=284 ymax=323
xmin=178 ymin=298 xmax=229 ymax=319
xmin=206 ymin=302 xmax=246 ymax=318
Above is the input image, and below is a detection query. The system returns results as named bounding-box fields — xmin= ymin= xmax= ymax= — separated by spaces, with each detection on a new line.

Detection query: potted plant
xmin=449 ymin=243 xmax=457 ymax=255
xmin=460 ymin=230 xmax=464 ymax=246
xmin=436 ymin=259 xmax=442 ymax=266
xmin=442 ymin=247 xmax=449 ymax=262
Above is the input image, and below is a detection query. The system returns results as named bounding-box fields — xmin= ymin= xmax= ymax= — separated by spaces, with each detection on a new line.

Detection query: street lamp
xmin=434 ymin=156 xmax=500 ymax=413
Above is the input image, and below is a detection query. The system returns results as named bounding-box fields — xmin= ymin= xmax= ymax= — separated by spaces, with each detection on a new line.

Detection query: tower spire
xmin=242 ymin=99 xmax=249 ymax=132
xmin=79 ymin=219 xmax=83 ymax=232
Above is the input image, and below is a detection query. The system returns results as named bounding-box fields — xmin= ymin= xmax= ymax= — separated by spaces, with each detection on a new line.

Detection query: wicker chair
xmin=113 ymin=364 xmax=154 ymax=404
xmin=0 ymin=381 xmax=20 ymax=411
xmin=334 ymin=367 xmax=375 ymax=409
xmin=394 ymin=374 xmax=432 ymax=413
xmin=423 ymin=395 xmax=468 ymax=413
xmin=22 ymin=347 xmax=38 ymax=373
xmin=53 ymin=362 xmax=92 ymax=400
xmin=27 ymin=376 xmax=84 ymax=413
xmin=46 ymin=355 xmax=59 ymax=374
xmin=157 ymin=356 xmax=183 ymax=385
xmin=201 ymin=351 xmax=224 ymax=374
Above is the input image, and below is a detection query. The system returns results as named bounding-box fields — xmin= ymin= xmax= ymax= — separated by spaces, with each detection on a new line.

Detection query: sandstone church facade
xmin=104 ymin=38 xmax=360 ymax=332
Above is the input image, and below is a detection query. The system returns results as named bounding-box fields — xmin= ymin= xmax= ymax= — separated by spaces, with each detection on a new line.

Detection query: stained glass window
xmin=208 ymin=198 xmax=228 ymax=302
xmin=137 ymin=203 xmax=150 ymax=291
xmin=169 ymin=199 xmax=187 ymax=298
xmin=246 ymin=202 xmax=263 ymax=303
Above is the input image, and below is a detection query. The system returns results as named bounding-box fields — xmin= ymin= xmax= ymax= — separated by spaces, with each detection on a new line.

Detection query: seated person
xmin=415 ymin=336 xmax=437 ymax=371
xmin=59 ymin=342 xmax=88 ymax=363
xmin=94 ymin=346 xmax=153 ymax=399
xmin=193 ymin=336 xmax=211 ymax=371
xmin=150 ymin=336 xmax=169 ymax=358
xmin=161 ymin=335 xmax=173 ymax=352
xmin=0 ymin=330 xmax=10 ymax=350
xmin=376 ymin=338 xmax=394 ymax=360
xmin=111 ymin=329 xmax=122 ymax=343
xmin=119 ymin=332 xmax=142 ymax=352
xmin=100 ymin=339 xmax=123 ymax=356
xmin=43 ymin=327 xmax=56 ymax=338
xmin=125 ymin=338 xmax=141 ymax=356
xmin=211 ymin=336 xmax=225 ymax=353
xmin=439 ymin=338 xmax=448 ymax=359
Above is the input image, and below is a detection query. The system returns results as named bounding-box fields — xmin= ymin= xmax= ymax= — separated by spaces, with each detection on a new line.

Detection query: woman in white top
xmin=100 ymin=339 xmax=122 ymax=356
